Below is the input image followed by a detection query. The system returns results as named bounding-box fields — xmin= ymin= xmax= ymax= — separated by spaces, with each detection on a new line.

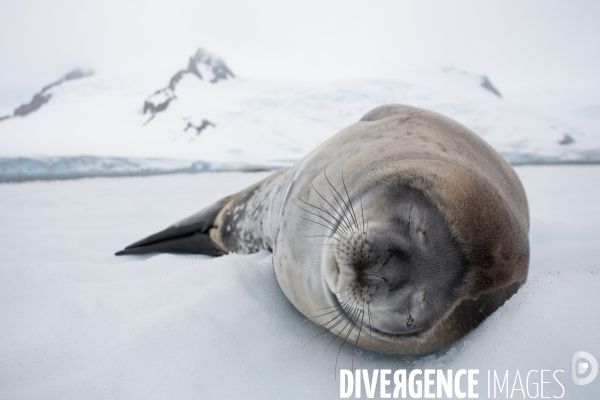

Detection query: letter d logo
xmin=572 ymin=351 xmax=598 ymax=385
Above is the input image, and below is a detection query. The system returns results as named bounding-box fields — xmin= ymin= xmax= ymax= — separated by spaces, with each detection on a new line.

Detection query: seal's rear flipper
xmin=115 ymin=198 xmax=228 ymax=256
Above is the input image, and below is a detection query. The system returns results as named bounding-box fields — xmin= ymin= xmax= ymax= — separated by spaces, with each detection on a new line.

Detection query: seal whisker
xmin=303 ymin=295 xmax=359 ymax=349
xmin=312 ymin=291 xmax=354 ymax=313
xmin=326 ymin=296 xmax=360 ymax=351
xmin=312 ymin=294 xmax=355 ymax=327
xmin=316 ymin=244 xmax=354 ymax=257
xmin=310 ymin=181 xmax=355 ymax=236
xmin=310 ymin=305 xmax=349 ymax=321
xmin=294 ymin=202 xmax=343 ymax=233
xmin=294 ymin=200 xmax=355 ymax=247
xmin=304 ymin=234 xmax=350 ymax=242
xmin=304 ymin=292 xmax=353 ymax=322
xmin=305 ymin=305 xmax=349 ymax=333
xmin=325 ymin=312 xmax=355 ymax=356
xmin=307 ymin=235 xmax=354 ymax=253
xmin=316 ymin=198 xmax=354 ymax=238
xmin=294 ymin=194 xmax=353 ymax=239
xmin=301 ymin=309 xmax=345 ymax=339
xmin=296 ymin=215 xmax=344 ymax=240
xmin=297 ymin=214 xmax=335 ymax=231
xmin=303 ymin=299 xmax=353 ymax=342
xmin=327 ymin=185 xmax=356 ymax=239
xmin=324 ymin=168 xmax=358 ymax=233
xmin=324 ymin=298 xmax=359 ymax=351
xmin=318 ymin=242 xmax=352 ymax=254
xmin=301 ymin=313 xmax=345 ymax=349
xmin=351 ymin=309 xmax=365 ymax=372
xmin=359 ymin=194 xmax=366 ymax=237
xmin=315 ymin=241 xmax=349 ymax=247
xmin=318 ymin=245 xmax=352 ymax=257
xmin=341 ymin=171 xmax=361 ymax=231
xmin=334 ymin=304 xmax=363 ymax=378
xmin=367 ymin=302 xmax=373 ymax=342
xmin=315 ymin=199 xmax=358 ymax=249
xmin=310 ymin=183 xmax=354 ymax=234
xmin=322 ymin=167 xmax=357 ymax=234
xmin=326 ymin=168 xmax=359 ymax=231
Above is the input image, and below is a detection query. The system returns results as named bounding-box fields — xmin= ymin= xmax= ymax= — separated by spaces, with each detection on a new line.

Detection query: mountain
xmin=442 ymin=67 xmax=502 ymax=97
xmin=0 ymin=47 xmax=598 ymax=181
xmin=0 ymin=69 xmax=93 ymax=121
xmin=143 ymin=48 xmax=234 ymax=124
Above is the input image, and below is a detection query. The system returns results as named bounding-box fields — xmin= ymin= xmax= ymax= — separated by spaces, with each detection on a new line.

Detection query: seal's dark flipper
xmin=115 ymin=232 xmax=222 ymax=256
xmin=115 ymin=198 xmax=228 ymax=256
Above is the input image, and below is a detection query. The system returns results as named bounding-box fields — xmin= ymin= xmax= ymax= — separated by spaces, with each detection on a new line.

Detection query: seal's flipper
xmin=115 ymin=232 xmax=222 ymax=256
xmin=115 ymin=198 xmax=228 ymax=256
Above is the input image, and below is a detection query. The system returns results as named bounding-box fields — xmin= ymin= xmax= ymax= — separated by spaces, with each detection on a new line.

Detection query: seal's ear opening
xmin=115 ymin=198 xmax=228 ymax=257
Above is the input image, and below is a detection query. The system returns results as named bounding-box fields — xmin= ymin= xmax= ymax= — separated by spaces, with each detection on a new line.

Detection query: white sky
xmin=1 ymin=0 xmax=599 ymax=107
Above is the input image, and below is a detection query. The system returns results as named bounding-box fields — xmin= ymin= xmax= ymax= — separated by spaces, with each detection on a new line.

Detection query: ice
xmin=0 ymin=156 xmax=287 ymax=182
xmin=0 ymin=166 xmax=599 ymax=399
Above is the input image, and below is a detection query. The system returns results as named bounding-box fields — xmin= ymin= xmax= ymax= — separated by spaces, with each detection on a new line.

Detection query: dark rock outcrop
xmin=2 ymin=69 xmax=93 ymax=121
xmin=443 ymin=67 xmax=502 ymax=98
xmin=184 ymin=119 xmax=216 ymax=135
xmin=559 ymin=133 xmax=575 ymax=145
xmin=143 ymin=48 xmax=234 ymax=123
xmin=13 ymin=93 xmax=52 ymax=117
xmin=480 ymin=76 xmax=502 ymax=98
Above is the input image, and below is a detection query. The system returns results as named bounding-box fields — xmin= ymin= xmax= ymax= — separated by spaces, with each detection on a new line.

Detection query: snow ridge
xmin=0 ymin=69 xmax=93 ymax=121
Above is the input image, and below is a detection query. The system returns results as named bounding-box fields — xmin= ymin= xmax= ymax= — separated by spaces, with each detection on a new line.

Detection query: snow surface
xmin=0 ymin=166 xmax=599 ymax=399
xmin=1 ymin=65 xmax=599 ymax=181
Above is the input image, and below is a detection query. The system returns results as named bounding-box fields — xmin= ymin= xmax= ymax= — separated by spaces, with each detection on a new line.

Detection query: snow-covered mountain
xmin=0 ymin=47 xmax=598 ymax=181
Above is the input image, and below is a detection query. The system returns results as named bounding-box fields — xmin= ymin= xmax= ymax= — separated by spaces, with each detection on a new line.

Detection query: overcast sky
xmin=1 ymin=0 xmax=599 ymax=107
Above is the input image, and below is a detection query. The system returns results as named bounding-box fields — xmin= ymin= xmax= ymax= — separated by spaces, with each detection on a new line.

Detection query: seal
xmin=116 ymin=104 xmax=530 ymax=355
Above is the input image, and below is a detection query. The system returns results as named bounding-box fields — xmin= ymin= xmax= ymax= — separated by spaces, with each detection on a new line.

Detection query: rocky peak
xmin=144 ymin=48 xmax=234 ymax=123
xmin=1 ymin=68 xmax=93 ymax=121
xmin=443 ymin=67 xmax=502 ymax=98
xmin=190 ymin=48 xmax=235 ymax=83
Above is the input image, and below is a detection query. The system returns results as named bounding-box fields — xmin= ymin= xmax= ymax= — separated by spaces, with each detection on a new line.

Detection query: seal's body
xmin=117 ymin=104 xmax=529 ymax=355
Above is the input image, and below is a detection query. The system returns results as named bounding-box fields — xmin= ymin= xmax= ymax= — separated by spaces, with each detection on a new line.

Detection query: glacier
xmin=0 ymin=49 xmax=598 ymax=182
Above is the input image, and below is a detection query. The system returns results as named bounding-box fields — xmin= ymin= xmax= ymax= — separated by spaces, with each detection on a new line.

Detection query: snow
xmin=1 ymin=65 xmax=599 ymax=183
xmin=1 ymin=166 xmax=599 ymax=399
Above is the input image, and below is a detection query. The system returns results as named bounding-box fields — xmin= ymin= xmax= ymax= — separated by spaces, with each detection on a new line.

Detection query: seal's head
xmin=317 ymin=169 xmax=528 ymax=355
xmin=268 ymin=104 xmax=529 ymax=356
xmin=324 ymin=183 xmax=467 ymax=333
